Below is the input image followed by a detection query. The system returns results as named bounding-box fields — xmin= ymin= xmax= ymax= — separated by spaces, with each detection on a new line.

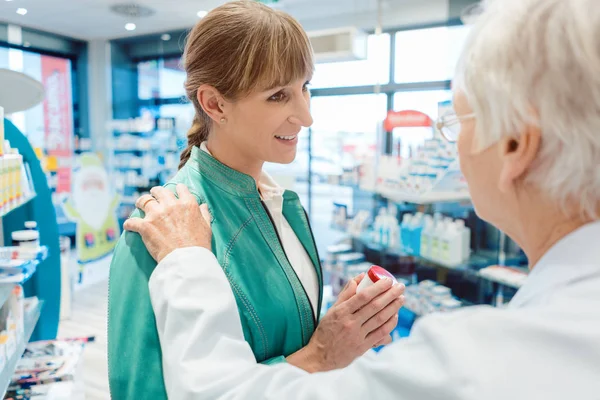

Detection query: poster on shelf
xmin=62 ymin=154 xmax=120 ymax=288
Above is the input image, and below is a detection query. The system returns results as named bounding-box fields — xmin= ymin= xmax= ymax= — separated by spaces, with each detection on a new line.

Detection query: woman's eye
xmin=268 ymin=92 xmax=286 ymax=102
xmin=303 ymin=81 xmax=311 ymax=92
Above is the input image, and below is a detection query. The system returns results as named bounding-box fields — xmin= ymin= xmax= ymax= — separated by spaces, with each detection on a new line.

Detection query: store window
xmin=0 ymin=46 xmax=74 ymax=153
xmin=138 ymin=57 xmax=186 ymax=100
xmin=392 ymin=90 xmax=452 ymax=158
xmin=394 ymin=25 xmax=471 ymax=84
xmin=311 ymin=34 xmax=390 ymax=89
xmin=309 ymin=93 xmax=387 ymax=252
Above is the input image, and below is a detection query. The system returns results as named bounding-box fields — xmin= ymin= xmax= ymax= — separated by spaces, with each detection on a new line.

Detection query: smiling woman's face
xmin=221 ymin=77 xmax=313 ymax=165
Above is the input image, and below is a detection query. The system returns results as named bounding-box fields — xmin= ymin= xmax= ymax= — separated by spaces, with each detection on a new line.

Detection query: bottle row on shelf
xmin=0 ymin=141 xmax=34 ymax=218
xmin=341 ymin=206 xmax=472 ymax=268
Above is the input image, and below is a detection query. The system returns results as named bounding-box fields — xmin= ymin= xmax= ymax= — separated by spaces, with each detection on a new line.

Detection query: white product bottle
xmin=389 ymin=216 xmax=400 ymax=248
xmin=420 ymin=215 xmax=434 ymax=258
xmin=455 ymin=219 xmax=471 ymax=261
xmin=356 ymin=265 xmax=398 ymax=293
xmin=445 ymin=222 xmax=464 ymax=266
xmin=400 ymin=214 xmax=413 ymax=253
xmin=431 ymin=219 xmax=447 ymax=261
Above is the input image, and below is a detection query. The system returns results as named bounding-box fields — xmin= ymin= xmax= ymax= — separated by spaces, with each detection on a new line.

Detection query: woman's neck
xmin=205 ymin=136 xmax=263 ymax=186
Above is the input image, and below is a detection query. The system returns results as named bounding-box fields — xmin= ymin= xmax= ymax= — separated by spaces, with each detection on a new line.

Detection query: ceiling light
xmin=161 ymin=34 xmax=171 ymax=41
xmin=197 ymin=10 xmax=208 ymax=18
xmin=16 ymin=8 xmax=27 ymax=15
xmin=125 ymin=23 xmax=136 ymax=31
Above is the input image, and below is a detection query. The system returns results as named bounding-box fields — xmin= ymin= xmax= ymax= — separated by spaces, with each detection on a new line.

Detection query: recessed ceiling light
xmin=16 ymin=8 xmax=27 ymax=15
xmin=125 ymin=23 xmax=136 ymax=31
xmin=197 ymin=10 xmax=208 ymax=18
xmin=161 ymin=34 xmax=171 ymax=41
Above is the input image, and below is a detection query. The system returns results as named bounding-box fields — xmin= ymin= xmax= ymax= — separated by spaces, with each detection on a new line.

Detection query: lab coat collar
xmin=508 ymin=220 xmax=600 ymax=309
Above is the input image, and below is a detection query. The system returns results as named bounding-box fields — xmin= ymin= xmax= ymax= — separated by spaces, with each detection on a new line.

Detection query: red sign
xmin=42 ymin=55 xmax=73 ymax=193
xmin=383 ymin=110 xmax=433 ymax=131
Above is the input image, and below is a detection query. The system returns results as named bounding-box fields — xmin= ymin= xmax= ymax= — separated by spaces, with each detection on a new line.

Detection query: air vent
xmin=308 ymin=27 xmax=368 ymax=64
xmin=110 ymin=3 xmax=156 ymax=18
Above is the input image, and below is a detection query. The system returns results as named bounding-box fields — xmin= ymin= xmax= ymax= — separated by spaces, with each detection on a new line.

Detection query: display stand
xmin=2 ymin=118 xmax=60 ymax=341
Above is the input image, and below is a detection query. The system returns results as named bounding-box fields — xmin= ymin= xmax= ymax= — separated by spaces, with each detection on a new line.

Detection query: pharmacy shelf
xmin=0 ymin=195 xmax=36 ymax=219
xmin=0 ymin=246 xmax=48 ymax=265
xmin=354 ymin=233 xmax=509 ymax=273
xmin=478 ymin=266 xmax=528 ymax=289
xmin=0 ymin=300 xmax=43 ymax=398
xmin=0 ymin=247 xmax=48 ymax=285
xmin=377 ymin=187 xmax=471 ymax=205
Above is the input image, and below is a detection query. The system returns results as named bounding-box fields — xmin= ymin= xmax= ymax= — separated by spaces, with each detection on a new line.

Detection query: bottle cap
xmin=367 ymin=265 xmax=397 ymax=284
xmin=24 ymin=221 xmax=37 ymax=230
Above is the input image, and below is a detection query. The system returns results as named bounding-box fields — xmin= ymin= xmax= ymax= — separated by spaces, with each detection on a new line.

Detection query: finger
xmin=356 ymin=283 xmax=405 ymax=324
xmin=365 ymin=314 xmax=398 ymax=348
xmin=136 ymin=194 xmax=159 ymax=214
xmin=150 ymin=186 xmax=176 ymax=206
xmin=362 ymin=297 xmax=403 ymax=334
xmin=353 ymin=273 xmax=366 ymax=285
xmin=200 ymin=204 xmax=212 ymax=226
xmin=334 ymin=277 xmax=358 ymax=305
xmin=176 ymin=184 xmax=196 ymax=205
xmin=123 ymin=217 xmax=145 ymax=234
xmin=345 ymin=278 xmax=393 ymax=314
xmin=374 ymin=335 xmax=393 ymax=348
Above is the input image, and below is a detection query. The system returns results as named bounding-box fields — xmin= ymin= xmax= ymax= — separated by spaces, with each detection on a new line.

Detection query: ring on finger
xmin=142 ymin=197 xmax=157 ymax=209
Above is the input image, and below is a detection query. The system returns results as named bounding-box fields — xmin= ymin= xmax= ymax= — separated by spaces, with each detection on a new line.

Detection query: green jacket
xmin=107 ymin=146 xmax=323 ymax=399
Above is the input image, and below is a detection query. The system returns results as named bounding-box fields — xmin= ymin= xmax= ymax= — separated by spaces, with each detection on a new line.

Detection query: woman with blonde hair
xmin=108 ymin=1 xmax=404 ymax=398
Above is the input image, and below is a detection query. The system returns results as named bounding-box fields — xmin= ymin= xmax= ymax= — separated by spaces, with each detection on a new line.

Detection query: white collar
xmin=199 ymin=142 xmax=284 ymax=201
xmin=509 ymin=220 xmax=600 ymax=308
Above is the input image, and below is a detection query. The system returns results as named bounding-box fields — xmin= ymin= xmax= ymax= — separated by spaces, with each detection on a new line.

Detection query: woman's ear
xmin=498 ymin=124 xmax=542 ymax=193
xmin=197 ymin=85 xmax=225 ymax=123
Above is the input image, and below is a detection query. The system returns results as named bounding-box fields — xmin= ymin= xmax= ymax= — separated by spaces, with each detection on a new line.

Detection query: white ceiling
xmin=0 ymin=0 xmax=449 ymax=41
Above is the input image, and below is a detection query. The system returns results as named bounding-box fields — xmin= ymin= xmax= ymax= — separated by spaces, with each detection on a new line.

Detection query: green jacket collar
xmin=187 ymin=146 xmax=260 ymax=198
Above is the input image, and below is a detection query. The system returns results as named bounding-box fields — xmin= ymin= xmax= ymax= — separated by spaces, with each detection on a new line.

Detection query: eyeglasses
xmin=436 ymin=111 xmax=475 ymax=142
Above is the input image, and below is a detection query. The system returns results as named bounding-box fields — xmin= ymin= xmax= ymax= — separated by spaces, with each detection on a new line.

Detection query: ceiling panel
xmin=0 ymin=0 xmax=448 ymax=40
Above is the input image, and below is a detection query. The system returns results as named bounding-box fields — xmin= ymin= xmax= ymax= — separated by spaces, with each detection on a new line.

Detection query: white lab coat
xmin=148 ymin=221 xmax=600 ymax=400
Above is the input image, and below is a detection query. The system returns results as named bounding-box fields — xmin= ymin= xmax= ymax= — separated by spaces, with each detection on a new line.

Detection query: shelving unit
xmin=2 ymin=116 xmax=61 ymax=343
xmin=377 ymin=187 xmax=471 ymax=205
xmin=0 ymin=300 xmax=43 ymax=397
xmin=109 ymin=117 xmax=179 ymax=226
xmin=0 ymin=195 xmax=36 ymax=220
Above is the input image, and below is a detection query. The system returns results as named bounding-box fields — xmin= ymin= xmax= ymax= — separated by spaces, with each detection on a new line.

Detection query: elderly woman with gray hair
xmin=125 ymin=0 xmax=600 ymax=397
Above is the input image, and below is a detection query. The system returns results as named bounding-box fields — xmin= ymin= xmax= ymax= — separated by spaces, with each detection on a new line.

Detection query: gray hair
xmin=454 ymin=0 xmax=600 ymax=219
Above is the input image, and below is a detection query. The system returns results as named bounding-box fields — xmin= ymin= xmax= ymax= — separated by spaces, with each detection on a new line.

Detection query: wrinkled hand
xmin=124 ymin=184 xmax=212 ymax=263
xmin=288 ymin=275 xmax=405 ymax=372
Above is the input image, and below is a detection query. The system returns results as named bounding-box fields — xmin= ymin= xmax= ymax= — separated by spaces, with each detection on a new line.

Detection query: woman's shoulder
xmin=164 ymin=164 xmax=211 ymax=203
